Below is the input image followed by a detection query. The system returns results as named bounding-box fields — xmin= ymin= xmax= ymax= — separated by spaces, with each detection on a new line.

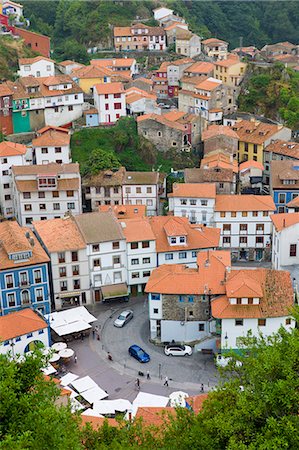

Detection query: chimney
xmin=283 ymin=218 xmax=286 ymax=228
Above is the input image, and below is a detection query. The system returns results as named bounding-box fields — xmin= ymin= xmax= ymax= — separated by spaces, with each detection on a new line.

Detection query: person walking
xmin=74 ymin=355 xmax=78 ymax=364
xmin=163 ymin=376 xmax=169 ymax=387
xmin=135 ymin=378 xmax=140 ymax=390
xmin=201 ymin=383 xmax=204 ymax=393
xmin=146 ymin=370 xmax=150 ymax=380
xmin=92 ymin=328 xmax=95 ymax=339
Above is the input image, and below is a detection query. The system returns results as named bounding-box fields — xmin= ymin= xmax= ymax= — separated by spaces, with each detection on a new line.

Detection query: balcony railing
xmin=19 ymin=281 xmax=30 ymax=287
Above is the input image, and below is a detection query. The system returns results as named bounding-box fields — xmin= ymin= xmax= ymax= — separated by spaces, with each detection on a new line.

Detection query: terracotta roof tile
xmin=74 ymin=212 xmax=125 ymax=243
xmin=59 ymin=60 xmax=84 ymax=67
xmin=169 ymin=183 xmax=216 ymax=198
xmin=91 ymin=58 xmax=135 ymax=68
xmin=99 ymin=204 xmax=146 ymax=219
xmin=215 ymin=195 xmax=276 ymax=212
xmin=71 ymin=65 xmax=112 ymax=79
xmin=15 ymin=178 xmax=79 ymax=193
xmin=135 ymin=407 xmax=175 ymax=427
xmin=19 ymin=56 xmax=54 ymax=65
xmin=271 ymin=160 xmax=299 ymax=189
xmin=80 ymin=415 xmax=119 ymax=429
xmin=265 ymin=140 xmax=299 ymax=159
xmin=32 ymin=129 xmax=70 ymax=147
xmin=232 ymin=120 xmax=282 ymax=145
xmin=0 ymin=82 xmax=13 ymax=96
xmin=202 ymin=38 xmax=228 ymax=45
xmin=186 ymin=394 xmax=209 ymax=414
xmin=12 ymin=162 xmax=79 ymax=176
xmin=287 ymin=197 xmax=299 ymax=209
xmin=185 ymin=167 xmax=234 ymax=183
xmin=200 ymin=152 xmax=238 ymax=173
xmin=239 ymin=160 xmax=264 ymax=172
xmin=0 ymin=141 xmax=27 ymax=157
xmin=195 ymin=79 xmax=221 ymax=91
xmin=120 ymin=218 xmax=156 ymax=243
xmin=124 ymin=171 xmax=159 ymax=185
xmin=184 ymin=61 xmax=215 ymax=74
xmin=113 ymin=26 xmax=132 ymax=37
xmin=271 ymin=212 xmax=299 ymax=231
xmin=0 ymin=309 xmax=48 ymax=341
xmin=83 ymin=167 xmax=125 ymax=188
xmin=94 ymin=82 xmax=124 ymax=95
xmin=33 ymin=217 xmax=86 ymax=252
xmin=202 ymin=125 xmax=239 ymax=141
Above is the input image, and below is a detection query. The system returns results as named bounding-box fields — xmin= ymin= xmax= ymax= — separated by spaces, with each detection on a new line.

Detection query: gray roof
xmin=124 ymin=171 xmax=159 ymax=185
xmin=74 ymin=212 xmax=124 ymax=244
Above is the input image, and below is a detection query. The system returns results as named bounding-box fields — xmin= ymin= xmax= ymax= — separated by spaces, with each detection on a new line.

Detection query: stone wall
xmin=204 ymin=135 xmax=238 ymax=156
xmin=162 ymin=294 xmax=210 ymax=321
xmin=138 ymin=119 xmax=183 ymax=152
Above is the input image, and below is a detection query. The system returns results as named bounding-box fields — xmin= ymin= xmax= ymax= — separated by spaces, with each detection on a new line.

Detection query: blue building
xmin=85 ymin=108 xmax=99 ymax=127
xmin=0 ymin=221 xmax=51 ymax=316
xmin=271 ymin=160 xmax=299 ymax=213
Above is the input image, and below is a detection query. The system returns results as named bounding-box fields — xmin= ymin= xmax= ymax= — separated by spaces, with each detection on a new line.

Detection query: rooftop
xmin=185 ymin=167 xmax=235 ymax=183
xmin=123 ymin=171 xmax=159 ymax=185
xmin=271 ymin=160 xmax=299 ymax=189
xmin=120 ymin=218 xmax=156 ymax=243
xmin=169 ymin=182 xmax=216 ymax=198
xmin=0 ymin=309 xmax=48 ymax=342
xmin=0 ymin=141 xmax=27 ymax=157
xmin=202 ymin=38 xmax=228 ymax=45
xmin=32 ymin=128 xmax=70 ymax=147
xmin=239 ymin=160 xmax=264 ymax=172
xmin=184 ymin=61 xmax=215 ymax=74
xmin=71 ymin=65 xmax=112 ymax=79
xmin=19 ymin=55 xmax=54 ymax=65
xmin=271 ymin=212 xmax=299 ymax=231
xmin=231 ymin=120 xmax=283 ymax=145
xmin=215 ymin=194 xmax=276 ymax=212
xmin=99 ymin=204 xmax=146 ymax=220
xmin=12 ymin=162 xmax=79 ymax=176
xmin=94 ymin=82 xmax=124 ymax=95
xmin=202 ymin=125 xmax=239 ymax=141
xmin=75 ymin=211 xmax=124 ymax=244
xmin=83 ymin=167 xmax=125 ymax=188
xmin=200 ymin=152 xmax=238 ymax=173
xmin=264 ymin=140 xmax=299 ymax=159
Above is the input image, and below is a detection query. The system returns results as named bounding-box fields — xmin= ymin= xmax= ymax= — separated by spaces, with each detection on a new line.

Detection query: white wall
xmin=158 ymin=248 xmax=204 ymax=267
xmin=170 ymin=196 xmax=215 ymax=225
xmin=153 ymin=7 xmax=173 ymax=21
xmin=94 ymin=92 xmax=126 ymax=124
xmin=19 ymin=60 xmax=55 ymax=78
xmin=44 ymin=101 xmax=84 ymax=127
xmin=122 ymin=184 xmax=158 ymax=215
xmin=161 ymin=319 xmax=209 ymax=343
xmin=0 ymin=153 xmax=27 ymax=218
xmin=272 ymin=223 xmax=299 ymax=269
xmin=34 ymin=144 xmax=71 ymax=165
xmin=0 ymin=326 xmax=49 ymax=356
xmin=126 ymin=240 xmax=156 ymax=290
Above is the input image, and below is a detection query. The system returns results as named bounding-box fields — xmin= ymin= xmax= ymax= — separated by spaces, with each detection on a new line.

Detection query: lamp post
xmin=10 ymin=339 xmax=15 ymax=358
xmin=224 ymin=332 xmax=228 ymax=351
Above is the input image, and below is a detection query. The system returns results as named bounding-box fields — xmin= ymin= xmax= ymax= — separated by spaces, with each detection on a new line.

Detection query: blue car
xmin=128 ymin=345 xmax=150 ymax=363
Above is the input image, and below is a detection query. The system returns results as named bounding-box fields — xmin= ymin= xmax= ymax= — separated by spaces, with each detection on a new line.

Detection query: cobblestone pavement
xmin=62 ymin=297 xmax=220 ymax=402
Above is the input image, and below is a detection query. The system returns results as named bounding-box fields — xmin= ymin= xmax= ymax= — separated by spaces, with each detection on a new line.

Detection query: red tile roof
xmin=120 ymin=218 xmax=156 ymax=243
xmin=239 ymin=160 xmax=264 ymax=172
xmin=271 ymin=213 xmax=299 ymax=231
xmin=215 ymin=195 xmax=276 ymax=212
xmin=94 ymin=82 xmax=124 ymax=95
xmin=169 ymin=182 xmax=216 ymax=198
xmin=0 ymin=141 xmax=26 ymax=157
xmin=202 ymin=125 xmax=239 ymax=141
xmin=0 ymin=309 xmax=47 ymax=341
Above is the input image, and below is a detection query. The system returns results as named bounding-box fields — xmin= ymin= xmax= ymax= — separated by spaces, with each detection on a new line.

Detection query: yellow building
xmin=231 ymin=120 xmax=292 ymax=164
xmin=71 ymin=65 xmax=112 ymax=94
xmin=214 ymin=55 xmax=247 ymax=88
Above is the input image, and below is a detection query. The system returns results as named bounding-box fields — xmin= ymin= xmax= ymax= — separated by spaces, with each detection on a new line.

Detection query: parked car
xmin=164 ymin=344 xmax=192 ymax=356
xmin=215 ymin=354 xmax=242 ymax=368
xmin=114 ymin=310 xmax=133 ymax=328
xmin=128 ymin=345 xmax=150 ymax=363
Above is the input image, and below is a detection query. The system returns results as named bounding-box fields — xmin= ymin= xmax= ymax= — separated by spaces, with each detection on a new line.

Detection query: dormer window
xmin=38 ymin=177 xmax=57 ymax=189
xmin=179 ymin=236 xmax=186 ymax=243
xmin=170 ymin=237 xmax=176 ymax=244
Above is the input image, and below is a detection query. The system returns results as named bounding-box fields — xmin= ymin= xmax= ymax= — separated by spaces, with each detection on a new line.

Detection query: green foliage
xmin=239 ymin=65 xmax=299 ymax=129
xmin=0 ymin=36 xmax=37 ymax=80
xmin=85 ymin=148 xmax=121 ymax=176
xmin=0 ymin=351 xmax=82 ymax=449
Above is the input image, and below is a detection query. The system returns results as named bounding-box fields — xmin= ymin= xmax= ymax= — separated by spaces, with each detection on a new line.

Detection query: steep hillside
xmin=0 ymin=36 xmax=37 ymax=80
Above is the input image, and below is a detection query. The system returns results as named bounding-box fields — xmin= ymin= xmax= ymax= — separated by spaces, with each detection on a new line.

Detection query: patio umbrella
xmin=48 ymin=353 xmax=60 ymax=363
xmin=59 ymin=348 xmax=74 ymax=358
xmin=169 ymin=391 xmax=189 ymax=407
xmin=52 ymin=342 xmax=67 ymax=352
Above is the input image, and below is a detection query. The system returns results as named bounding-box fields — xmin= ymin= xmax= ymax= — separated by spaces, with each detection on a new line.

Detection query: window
xmin=199 ymin=324 xmax=205 ymax=331
xmin=39 ymin=204 xmax=46 ymax=210
xmin=4 ymin=194 xmax=10 ymax=201
xmin=253 ymin=211 xmax=258 ymax=217
xmin=240 ymin=236 xmax=247 ymax=244
xmin=55 ymin=147 xmax=62 ymax=153
xmin=290 ymin=244 xmax=297 ymax=257
xmin=278 ymin=193 xmax=286 ymax=204
xmin=71 ymin=251 xmax=78 ymax=262
xmin=240 ymin=224 xmax=247 ymax=231
xmin=113 ymin=256 xmax=120 ymax=265
xmin=244 ymin=143 xmax=249 ymax=152
xmin=25 ymin=204 xmax=32 ymax=211
xmin=5 ymin=274 xmax=13 ymax=288
xmin=192 ymin=251 xmax=198 ymax=258
xmin=93 ymin=259 xmax=101 ymax=268
xmin=143 ymin=271 xmax=151 ymax=277
xmin=242 ymin=211 xmax=248 ymax=217
xmin=92 ymin=244 xmax=99 ymax=252
xmin=143 ymin=257 xmax=150 ymax=264
xmin=153 ymin=308 xmax=158 ymax=314
xmin=256 ymin=224 xmax=264 ymax=231
xmin=36 ymin=288 xmax=43 ymax=302
xmin=2 ymin=170 xmax=8 ymax=176
xmin=52 ymin=191 xmax=59 ymax=198
xmin=253 ymin=144 xmax=258 ymax=154
xmin=179 ymin=295 xmax=184 ymax=303
xmin=188 ymin=296 xmax=194 ymax=303
xmin=60 ymin=281 xmax=67 ymax=292
xmin=26 ymin=218 xmax=33 ymax=224
xmin=131 ymin=258 xmax=139 ymax=265
xmin=223 ymin=224 xmax=231 ymax=232
xmin=132 ymin=272 xmax=139 ymax=279
xmin=223 ymin=236 xmax=231 ymax=244
xmin=165 ymin=253 xmax=173 ymax=260
xmin=54 ymin=107 xmax=59 ymax=113
xmin=146 ymin=187 xmax=152 ymax=194
xmin=258 ymin=318 xmax=266 ymax=326
xmin=235 ymin=319 xmax=243 ymax=326
xmin=105 ymin=94 xmax=109 ymax=99
xmin=256 ymin=236 xmax=264 ymax=244
xmin=72 ymin=265 xmax=79 ymax=275
xmin=201 ymin=200 xmax=208 ymax=206
xmin=58 ymin=252 xmax=65 ymax=263
xmin=67 ymin=202 xmax=75 ymax=210
xmin=19 ymin=272 xmax=29 ymax=287
xmin=263 ymin=211 xmax=268 ymax=217
xmin=67 ymin=190 xmax=74 ymax=197
xmin=34 ymin=270 xmax=42 ymax=283
xmin=38 ymin=191 xmax=45 ymax=198
xmin=180 ymin=199 xmax=187 ymax=205
xmin=219 ymin=183 xmax=224 ymax=189
xmin=23 ymin=192 xmax=31 ymax=199
xmin=136 ymin=187 xmax=141 ymax=194
xmin=68 ymin=105 xmax=73 ymax=111
xmin=190 ymin=199 xmax=197 ymax=206
xmin=131 ymin=242 xmax=138 ymax=250
xmin=286 ymin=318 xmax=291 ymax=325
xmin=220 ymin=212 xmax=226 ymax=217
xmin=114 ymin=103 xmax=121 ymax=110
xmin=59 ymin=267 xmax=66 ymax=277
xmin=142 ymin=241 xmax=150 ymax=248
xmin=146 ymin=199 xmax=153 ymax=206
xmin=73 ymin=279 xmax=80 ymax=290
xmin=179 ymin=252 xmax=187 ymax=259
xmin=53 ymin=203 xmax=60 ymax=210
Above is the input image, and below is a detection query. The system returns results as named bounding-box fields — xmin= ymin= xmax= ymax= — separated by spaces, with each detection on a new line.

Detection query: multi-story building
xmin=0 ymin=309 xmax=50 ymax=356
xmin=164 ymin=22 xmax=189 ymax=45
xmin=153 ymin=61 xmax=169 ymax=99
xmin=125 ymin=87 xmax=160 ymax=116
xmin=137 ymin=110 xmax=200 ymax=152
xmin=122 ymin=171 xmax=160 ymax=216
xmin=18 ymin=56 xmax=55 ymax=78
xmin=91 ymin=58 xmax=138 ymax=77
xmin=120 ymin=218 xmax=157 ymax=295
xmin=211 ymin=268 xmax=295 ymax=352
xmin=168 ymin=183 xmax=216 ymax=225
xmin=114 ymin=23 xmax=166 ymax=52
xmin=145 ymin=250 xmax=230 ymax=342
xmin=74 ymin=211 xmax=128 ymax=303
xmin=175 ymin=29 xmax=201 ymax=58
xmin=93 ymin=82 xmax=126 ymax=125
xmin=201 ymin=38 xmax=229 ymax=60
xmin=183 ymin=61 xmax=215 ymax=78
xmin=83 ymin=167 xmax=125 ymax=211
xmin=214 ymin=194 xmax=276 ymax=261
xmin=32 ymin=126 xmax=71 ymax=165
xmin=0 ymin=221 xmax=50 ymax=316
xmin=99 ymin=204 xmax=146 ymax=219
xmin=202 ymin=125 xmax=239 ymax=157
xmin=12 ymin=163 xmax=82 ymax=226
xmin=270 ymin=160 xmax=299 ymax=213
xmin=14 ymin=28 xmax=51 ymax=59
xmin=0 ymin=140 xmax=28 ymax=218
xmin=71 ymin=65 xmax=112 ymax=94
xmin=199 ymin=152 xmax=238 ymax=173
xmin=0 ymin=82 xmax=13 ymax=135
xmin=166 ymin=58 xmax=193 ymax=97
xmin=213 ymin=55 xmax=247 ymax=108
xmin=33 ymin=216 xmax=91 ymax=310
xmin=231 ymin=119 xmax=292 ymax=164
xmin=57 ymin=60 xmax=84 ymax=75
xmin=239 ymin=160 xmax=264 ymax=193
xmin=11 ymin=75 xmax=84 ymax=133
xmin=148 ymin=216 xmax=220 ymax=267
xmin=263 ymin=140 xmax=299 ymax=185
xmin=184 ymin=166 xmax=236 ymax=195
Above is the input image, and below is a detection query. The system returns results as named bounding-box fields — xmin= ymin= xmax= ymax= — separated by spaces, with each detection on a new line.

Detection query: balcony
xmin=34 ymin=278 xmax=42 ymax=284
xmin=256 ymin=229 xmax=264 ymax=234
xmin=223 ymin=230 xmax=231 ymax=235
xmin=223 ymin=242 xmax=231 ymax=248
xmin=19 ymin=281 xmax=30 ymax=288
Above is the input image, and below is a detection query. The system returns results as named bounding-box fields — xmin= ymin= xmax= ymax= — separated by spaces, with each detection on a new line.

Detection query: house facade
xmin=166 ymin=58 xmax=193 ymax=97
xmin=202 ymin=38 xmax=229 ymax=60
xmin=201 ymin=125 xmax=239 ymax=156
xmin=0 ymin=221 xmax=50 ymax=316
xmin=0 ymin=82 xmax=13 ymax=135
xmin=184 ymin=167 xmax=236 ymax=195
xmin=18 ymin=56 xmax=55 ymax=78
xmin=122 ymin=171 xmax=160 ymax=216
xmin=271 ymin=213 xmax=299 ymax=278
xmin=263 ymin=140 xmax=299 ymax=185
xmin=114 ymin=23 xmax=166 ymax=52
xmin=270 ymin=160 xmax=299 ymax=213
xmin=12 ymin=163 xmax=82 ymax=226
xmin=71 ymin=65 xmax=111 ymax=95
xmin=176 ymin=29 xmax=201 ymax=58
xmin=93 ymin=82 xmax=126 ymax=125
xmin=32 ymin=126 xmax=71 ymax=165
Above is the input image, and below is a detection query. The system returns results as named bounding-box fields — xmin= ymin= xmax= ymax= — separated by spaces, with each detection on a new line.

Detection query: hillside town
xmin=0 ymin=0 xmax=299 ymax=440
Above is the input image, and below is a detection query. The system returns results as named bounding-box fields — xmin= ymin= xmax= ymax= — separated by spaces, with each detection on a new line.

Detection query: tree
xmin=84 ymin=148 xmax=121 ymax=176
xmin=0 ymin=351 xmax=82 ymax=449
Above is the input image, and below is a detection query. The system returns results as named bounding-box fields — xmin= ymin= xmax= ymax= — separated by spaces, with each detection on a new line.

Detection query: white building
xmin=125 ymin=87 xmax=161 ymax=116
xmin=176 ymin=29 xmax=201 ymax=58
xmin=57 ymin=60 xmax=85 ymax=75
xmin=18 ymin=56 xmax=55 ymax=78
xmin=148 ymin=216 xmax=220 ymax=267
xmin=166 ymin=58 xmax=193 ymax=88
xmin=122 ymin=171 xmax=160 ymax=216
xmin=168 ymin=183 xmax=216 ymax=225
xmin=34 ymin=216 xmax=91 ymax=310
xmin=214 ymin=195 xmax=276 ymax=262
xmin=211 ymin=268 xmax=295 ymax=351
xmin=271 ymin=213 xmax=299 ymax=274
xmin=120 ymin=218 xmax=157 ymax=296
xmin=32 ymin=126 xmax=71 ymax=165
xmin=153 ymin=6 xmax=174 ymax=21
xmin=0 ymin=141 xmax=28 ymax=219
xmin=93 ymin=82 xmax=126 ymax=125
xmin=0 ymin=308 xmax=49 ymax=356
xmin=12 ymin=163 xmax=82 ymax=226
xmin=74 ymin=212 xmax=128 ymax=303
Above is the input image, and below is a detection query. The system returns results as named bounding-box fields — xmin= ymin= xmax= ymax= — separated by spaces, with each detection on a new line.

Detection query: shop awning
xmin=101 ymin=283 xmax=128 ymax=300
xmin=59 ymin=291 xmax=81 ymax=298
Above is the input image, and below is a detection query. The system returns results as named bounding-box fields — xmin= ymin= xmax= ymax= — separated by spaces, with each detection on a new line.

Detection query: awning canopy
xmin=45 ymin=306 xmax=96 ymax=336
xmin=101 ymin=283 xmax=128 ymax=300
xmin=59 ymin=291 xmax=81 ymax=298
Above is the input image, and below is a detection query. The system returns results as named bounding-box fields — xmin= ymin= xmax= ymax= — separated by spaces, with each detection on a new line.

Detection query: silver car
xmin=114 ymin=310 xmax=133 ymax=328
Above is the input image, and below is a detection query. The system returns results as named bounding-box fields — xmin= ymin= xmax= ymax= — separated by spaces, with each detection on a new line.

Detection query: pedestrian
xmin=201 ymin=383 xmax=204 ymax=393
xmin=97 ymin=331 xmax=100 ymax=341
xmin=80 ymin=332 xmax=84 ymax=341
xmin=146 ymin=370 xmax=150 ymax=380
xmin=135 ymin=378 xmax=140 ymax=390
xmin=92 ymin=328 xmax=95 ymax=339
xmin=107 ymin=352 xmax=112 ymax=361
xmin=74 ymin=355 xmax=78 ymax=364
xmin=163 ymin=376 xmax=169 ymax=387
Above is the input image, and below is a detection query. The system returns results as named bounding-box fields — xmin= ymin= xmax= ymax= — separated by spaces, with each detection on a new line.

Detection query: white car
xmin=215 ymin=354 xmax=242 ymax=368
xmin=164 ymin=344 xmax=192 ymax=356
xmin=113 ymin=310 xmax=133 ymax=328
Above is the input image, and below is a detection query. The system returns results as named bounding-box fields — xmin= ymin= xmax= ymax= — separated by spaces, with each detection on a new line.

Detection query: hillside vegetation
xmin=23 ymin=1 xmax=299 ymax=62
xmin=238 ymin=64 xmax=299 ymax=130
xmin=0 ymin=36 xmax=37 ymax=80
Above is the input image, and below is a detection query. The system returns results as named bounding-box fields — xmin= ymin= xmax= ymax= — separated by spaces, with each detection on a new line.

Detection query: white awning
xmin=41 ymin=364 xmax=57 ymax=375
xmin=60 ymin=372 xmax=79 ymax=387
xmin=80 ymin=386 xmax=108 ymax=404
xmin=93 ymin=399 xmax=132 ymax=415
xmin=71 ymin=376 xmax=98 ymax=393
xmin=45 ymin=306 xmax=97 ymax=336
xmin=81 ymin=408 xmax=104 ymax=418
